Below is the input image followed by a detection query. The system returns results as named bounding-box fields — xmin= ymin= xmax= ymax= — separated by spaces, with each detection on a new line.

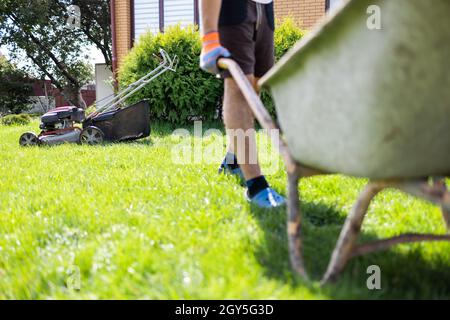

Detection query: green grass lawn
xmin=0 ymin=121 xmax=449 ymax=299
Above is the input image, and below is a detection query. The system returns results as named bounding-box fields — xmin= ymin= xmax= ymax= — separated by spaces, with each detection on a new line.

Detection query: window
xmin=134 ymin=0 xmax=199 ymax=38
xmin=134 ymin=0 xmax=160 ymax=38
xmin=326 ymin=0 xmax=344 ymax=12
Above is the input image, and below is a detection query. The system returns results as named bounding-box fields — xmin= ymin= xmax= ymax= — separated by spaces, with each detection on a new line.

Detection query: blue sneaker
xmin=246 ymin=188 xmax=286 ymax=208
xmin=218 ymin=155 xmax=244 ymax=180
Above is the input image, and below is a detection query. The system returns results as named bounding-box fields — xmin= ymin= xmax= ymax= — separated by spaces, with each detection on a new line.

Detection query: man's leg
xmin=223 ymin=75 xmax=261 ymax=181
xmin=222 ymin=75 xmax=285 ymax=208
xmin=215 ymin=2 xmax=284 ymax=208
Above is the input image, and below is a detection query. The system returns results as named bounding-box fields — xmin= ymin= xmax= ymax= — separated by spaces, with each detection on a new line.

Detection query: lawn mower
xmin=19 ymin=49 xmax=177 ymax=146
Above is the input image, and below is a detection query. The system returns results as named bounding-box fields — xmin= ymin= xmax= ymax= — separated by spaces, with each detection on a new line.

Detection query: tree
xmin=0 ymin=0 xmax=111 ymax=107
xmin=0 ymin=55 xmax=32 ymax=114
xmin=72 ymin=0 xmax=112 ymax=67
xmin=54 ymin=0 xmax=112 ymax=67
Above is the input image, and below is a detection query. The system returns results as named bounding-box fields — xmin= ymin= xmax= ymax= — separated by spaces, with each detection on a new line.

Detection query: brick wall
xmin=112 ymin=0 xmax=326 ymax=72
xmin=114 ymin=0 xmax=132 ymax=69
xmin=275 ymin=0 xmax=326 ymax=29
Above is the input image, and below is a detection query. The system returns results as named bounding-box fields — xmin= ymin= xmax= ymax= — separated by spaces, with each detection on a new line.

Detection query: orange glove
xmin=200 ymin=31 xmax=231 ymax=75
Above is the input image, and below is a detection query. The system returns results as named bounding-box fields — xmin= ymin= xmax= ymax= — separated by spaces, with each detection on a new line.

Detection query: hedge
xmin=0 ymin=114 xmax=31 ymax=126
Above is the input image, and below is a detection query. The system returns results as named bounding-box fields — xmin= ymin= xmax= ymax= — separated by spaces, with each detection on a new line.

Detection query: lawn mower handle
xmin=217 ymin=57 xmax=298 ymax=172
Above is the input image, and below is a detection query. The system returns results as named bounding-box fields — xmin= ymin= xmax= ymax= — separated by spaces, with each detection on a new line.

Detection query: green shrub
xmin=274 ymin=17 xmax=305 ymax=60
xmin=119 ymin=19 xmax=304 ymax=123
xmin=0 ymin=56 xmax=32 ymax=115
xmin=119 ymin=25 xmax=222 ymax=124
xmin=0 ymin=113 xmax=31 ymax=126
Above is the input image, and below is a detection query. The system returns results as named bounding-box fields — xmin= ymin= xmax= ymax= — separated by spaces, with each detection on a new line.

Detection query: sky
xmin=89 ymin=46 xmax=106 ymax=66
xmin=0 ymin=44 xmax=106 ymax=70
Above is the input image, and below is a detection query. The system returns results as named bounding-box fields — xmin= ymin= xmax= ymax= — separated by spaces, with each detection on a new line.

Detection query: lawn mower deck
xmin=83 ymin=100 xmax=150 ymax=142
xmin=20 ymin=101 xmax=152 ymax=146
xmin=19 ymin=49 xmax=177 ymax=147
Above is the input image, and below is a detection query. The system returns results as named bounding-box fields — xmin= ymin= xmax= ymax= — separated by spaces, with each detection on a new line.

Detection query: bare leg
xmin=223 ymin=76 xmax=262 ymax=181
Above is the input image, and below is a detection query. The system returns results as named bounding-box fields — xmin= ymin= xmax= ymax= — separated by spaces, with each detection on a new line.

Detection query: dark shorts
xmin=219 ymin=1 xmax=275 ymax=78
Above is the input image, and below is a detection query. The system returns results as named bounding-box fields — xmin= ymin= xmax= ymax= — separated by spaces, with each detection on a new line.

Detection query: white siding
xmin=329 ymin=0 xmax=344 ymax=11
xmin=95 ymin=64 xmax=114 ymax=108
xmin=164 ymin=0 xmax=194 ymax=29
xmin=134 ymin=0 xmax=195 ymax=39
xmin=134 ymin=0 xmax=160 ymax=39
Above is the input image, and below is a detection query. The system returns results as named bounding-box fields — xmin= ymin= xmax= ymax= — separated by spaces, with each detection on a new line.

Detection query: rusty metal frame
xmin=218 ymin=58 xmax=450 ymax=285
xmin=321 ymin=177 xmax=450 ymax=284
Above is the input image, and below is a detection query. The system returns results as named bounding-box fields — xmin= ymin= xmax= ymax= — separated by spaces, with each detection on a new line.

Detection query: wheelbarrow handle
xmin=217 ymin=58 xmax=298 ymax=172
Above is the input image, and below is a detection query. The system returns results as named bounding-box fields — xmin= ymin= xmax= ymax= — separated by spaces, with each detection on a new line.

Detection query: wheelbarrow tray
xmin=260 ymin=0 xmax=450 ymax=179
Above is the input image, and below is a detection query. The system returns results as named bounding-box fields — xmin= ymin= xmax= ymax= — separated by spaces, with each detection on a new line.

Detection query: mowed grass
xmin=0 ymin=120 xmax=449 ymax=300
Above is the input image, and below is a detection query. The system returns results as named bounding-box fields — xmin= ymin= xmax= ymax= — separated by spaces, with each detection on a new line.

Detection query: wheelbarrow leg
xmin=398 ymin=177 xmax=450 ymax=233
xmin=442 ymin=207 xmax=450 ymax=233
xmin=287 ymin=166 xmax=309 ymax=280
xmin=438 ymin=180 xmax=450 ymax=232
xmin=321 ymin=182 xmax=383 ymax=284
xmin=428 ymin=178 xmax=450 ymax=232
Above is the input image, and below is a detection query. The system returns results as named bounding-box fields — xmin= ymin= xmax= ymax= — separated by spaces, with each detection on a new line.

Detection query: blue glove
xmin=200 ymin=31 xmax=231 ymax=75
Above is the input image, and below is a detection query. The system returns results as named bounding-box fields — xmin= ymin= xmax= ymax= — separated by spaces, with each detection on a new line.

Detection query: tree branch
xmin=8 ymin=12 xmax=81 ymax=88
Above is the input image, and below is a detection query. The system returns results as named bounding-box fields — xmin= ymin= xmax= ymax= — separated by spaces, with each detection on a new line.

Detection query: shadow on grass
xmin=149 ymin=121 xmax=226 ymax=137
xmin=120 ymin=138 xmax=154 ymax=146
xmin=250 ymin=199 xmax=450 ymax=299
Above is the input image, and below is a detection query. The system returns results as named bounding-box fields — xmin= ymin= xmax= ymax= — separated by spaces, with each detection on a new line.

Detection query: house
xmin=111 ymin=0 xmax=343 ymax=75
xmin=27 ymin=80 xmax=97 ymax=113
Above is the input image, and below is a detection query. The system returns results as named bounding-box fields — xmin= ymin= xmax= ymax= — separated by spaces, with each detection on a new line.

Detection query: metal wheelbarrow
xmin=219 ymin=0 xmax=450 ymax=284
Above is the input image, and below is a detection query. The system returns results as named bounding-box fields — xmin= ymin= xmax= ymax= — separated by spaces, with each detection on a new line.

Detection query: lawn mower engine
xmin=19 ymin=106 xmax=86 ymax=146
